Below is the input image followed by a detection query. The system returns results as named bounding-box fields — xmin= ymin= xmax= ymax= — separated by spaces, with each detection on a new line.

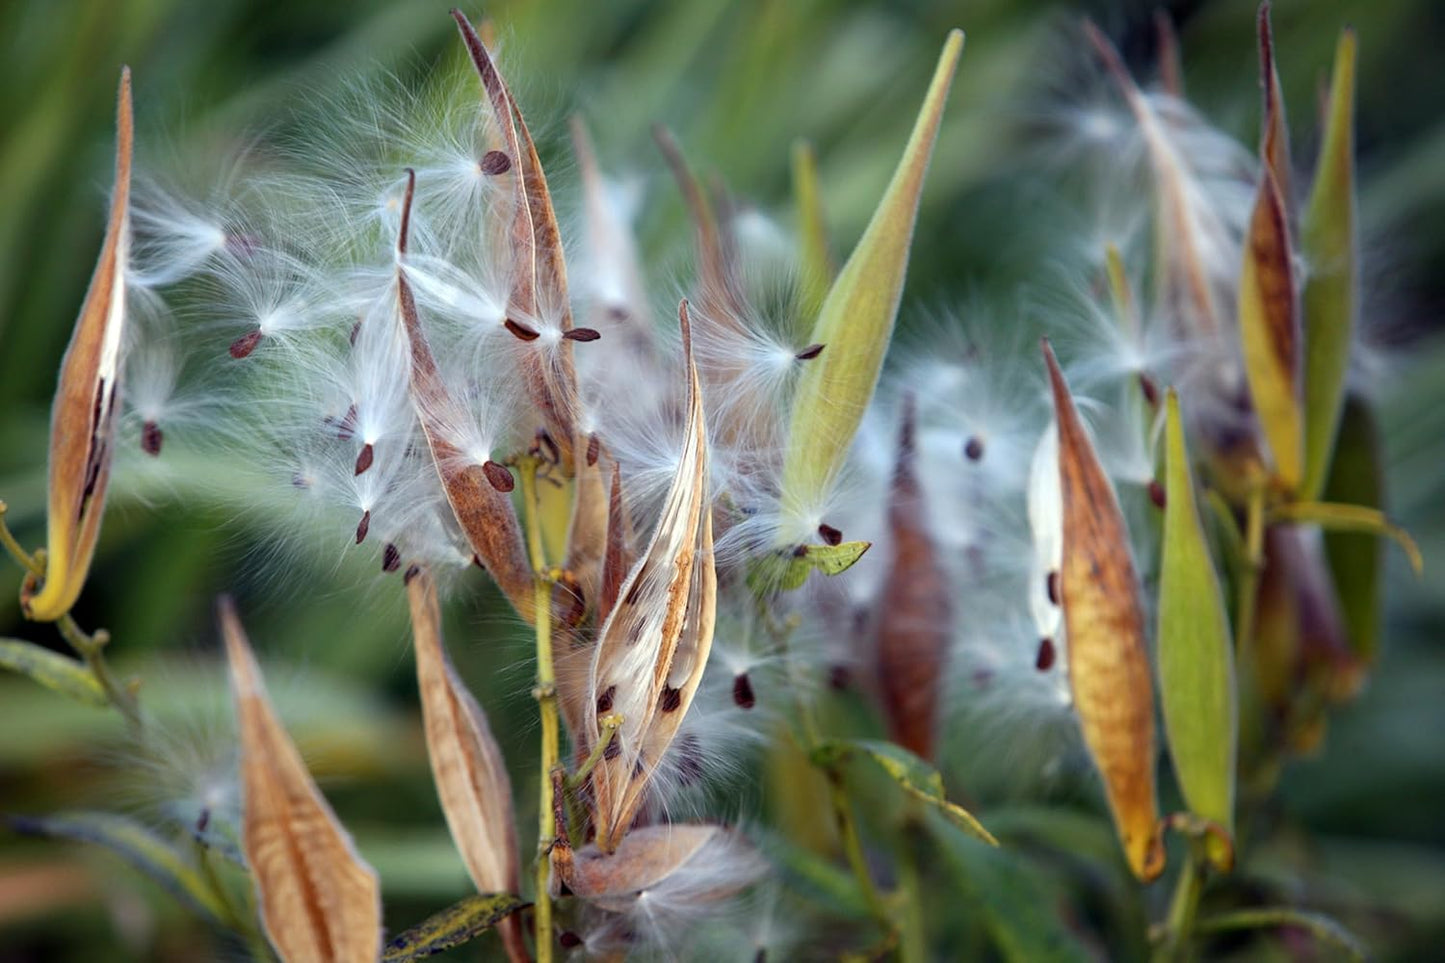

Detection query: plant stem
xmin=518 ymin=456 xmax=558 ymax=963
xmin=0 ymin=501 xmax=43 ymax=577
xmin=566 ymin=713 xmax=620 ymax=790
xmin=1234 ymin=479 xmax=1267 ymax=655
xmin=1155 ymin=850 xmax=1205 ymax=963
xmin=55 ymin=615 xmax=142 ymax=730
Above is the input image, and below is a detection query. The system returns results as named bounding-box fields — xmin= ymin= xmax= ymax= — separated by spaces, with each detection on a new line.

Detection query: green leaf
xmin=1157 ymin=392 xmax=1237 ymax=867
xmin=927 ymin=809 xmax=1093 ymax=963
xmin=791 ymin=138 xmax=833 ymax=335
xmin=1301 ymin=29 xmax=1358 ymax=500
xmin=0 ymin=638 xmax=107 ymax=707
xmin=382 ymin=893 xmax=528 ymax=961
xmin=1270 ymin=500 xmax=1422 ymax=575
xmin=1196 ymin=907 xmax=1368 ymax=962
xmin=779 ymin=30 xmax=963 ymax=517
xmin=1322 ymin=396 xmax=1385 ymax=666
xmin=6 ymin=811 xmax=230 ymax=925
xmin=812 ymin=738 xmax=997 ymax=846
xmin=746 ymin=540 xmax=871 ymax=593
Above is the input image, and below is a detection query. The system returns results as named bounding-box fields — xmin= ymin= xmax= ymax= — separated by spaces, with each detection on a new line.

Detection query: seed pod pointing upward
xmin=1043 ymin=341 xmax=1164 ymax=883
xmin=585 ymin=301 xmax=716 ymax=853
xmin=220 ymin=598 xmax=381 ymax=963
xmin=22 ymin=69 xmax=133 ymax=622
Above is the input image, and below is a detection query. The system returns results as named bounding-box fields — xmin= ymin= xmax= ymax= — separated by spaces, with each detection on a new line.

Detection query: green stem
xmin=1155 ymin=850 xmax=1205 ymax=963
xmin=896 ymin=818 xmax=929 ymax=963
xmin=56 ymin=614 xmax=142 ymax=731
xmin=0 ymin=501 xmax=43 ymax=577
xmin=519 ymin=457 xmax=558 ymax=963
xmin=566 ymin=713 xmax=620 ymax=790
xmin=1235 ymin=480 xmax=1267 ymax=655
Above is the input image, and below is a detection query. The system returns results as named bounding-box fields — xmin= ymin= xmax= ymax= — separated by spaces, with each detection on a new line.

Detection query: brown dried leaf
xmin=571 ymin=116 xmax=654 ymax=339
xmin=1043 ymin=342 xmax=1164 ymax=882
xmin=452 ymin=11 xmax=579 ymax=467
xmin=585 ymin=302 xmax=716 ymax=852
xmin=1257 ymin=2 xmax=1293 ymax=211
xmin=23 ymin=70 xmax=133 ymax=622
xmin=876 ymin=397 xmax=950 ymax=760
xmin=221 ymin=598 xmax=381 ymax=962
xmin=405 ymin=568 xmax=527 ymax=963
xmin=653 ymin=126 xmax=746 ymax=328
xmin=393 ymin=171 xmax=535 ymax=620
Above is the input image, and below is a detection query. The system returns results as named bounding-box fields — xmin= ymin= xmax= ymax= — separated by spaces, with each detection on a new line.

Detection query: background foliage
xmin=2 ymin=0 xmax=1443 ymax=959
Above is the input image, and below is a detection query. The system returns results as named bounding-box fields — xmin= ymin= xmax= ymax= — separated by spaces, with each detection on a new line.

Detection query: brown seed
xmin=355 ymin=510 xmax=371 ymax=544
xmin=964 ymin=436 xmax=985 ymax=461
xmin=195 ymin=808 xmax=210 ymax=833
xmin=349 ymin=319 xmax=362 ymax=346
xmin=1036 ymin=636 xmax=1057 ymax=671
xmin=560 ymin=932 xmax=583 ymax=949
xmin=597 ymin=685 xmax=616 ymax=715
xmin=1138 ymin=373 xmax=1160 ymax=407
xmin=660 ymin=685 xmax=682 ymax=713
xmin=504 ymin=318 xmax=540 ymax=341
xmin=229 ymin=329 xmax=263 ymax=359
xmin=817 ymin=523 xmax=842 ymax=546
xmin=479 ymin=149 xmax=512 ymax=175
xmin=732 ymin=673 xmax=756 ymax=710
xmin=1046 ymin=570 xmax=1060 ymax=606
xmin=1148 ymin=479 xmax=1167 ymax=509
xmin=792 ymin=544 xmax=810 ymax=559
xmin=586 ymin=432 xmax=601 ymax=467
xmin=354 ymin=442 xmax=375 ymax=476
xmin=563 ymin=327 xmax=602 ymax=342
xmin=829 ymin=665 xmax=852 ymax=691
xmin=482 ymin=460 xmax=515 ymax=493
xmin=404 ymin=564 xmax=421 ymax=585
xmin=795 ymin=343 xmax=825 ymax=361
xmin=140 ymin=420 xmax=163 ymax=457
xmin=382 ymin=543 xmax=401 ymax=572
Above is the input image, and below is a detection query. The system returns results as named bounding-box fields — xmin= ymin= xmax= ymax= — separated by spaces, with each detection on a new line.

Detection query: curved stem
xmin=1235 ymin=480 xmax=1267 ymax=655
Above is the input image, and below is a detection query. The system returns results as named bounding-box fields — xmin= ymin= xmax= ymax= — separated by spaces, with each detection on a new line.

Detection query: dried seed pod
xmin=876 ymin=397 xmax=950 ymax=760
xmin=558 ymin=824 xmax=755 ymax=915
xmin=453 ymin=11 xmax=580 ymax=467
xmin=393 ymin=170 xmax=534 ymax=620
xmin=585 ymin=302 xmax=716 ymax=852
xmin=220 ymin=598 xmax=381 ymax=963
xmin=1043 ymin=341 xmax=1164 ymax=882
xmin=406 ymin=568 xmax=527 ymax=963
xmin=22 ymin=70 xmax=133 ymax=622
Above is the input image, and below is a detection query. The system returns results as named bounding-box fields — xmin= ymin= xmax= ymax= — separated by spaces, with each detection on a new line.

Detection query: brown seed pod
xmin=1043 ymin=340 xmax=1164 ymax=882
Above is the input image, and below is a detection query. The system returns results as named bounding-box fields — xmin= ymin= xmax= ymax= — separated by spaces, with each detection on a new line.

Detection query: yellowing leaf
xmin=1158 ymin=392 xmax=1237 ymax=869
xmin=222 ymin=598 xmax=381 ymax=963
xmin=1301 ymin=29 xmax=1358 ymax=499
xmin=22 ymin=70 xmax=133 ymax=622
xmin=1239 ymin=169 xmax=1303 ymax=491
xmin=405 ymin=568 xmax=526 ymax=963
xmin=746 ymin=540 xmax=871 ymax=594
xmin=1043 ymin=341 xmax=1163 ymax=882
xmin=876 ymin=398 xmax=950 ymax=760
xmin=1257 ymin=2 xmax=1293 ymax=210
xmin=393 ymin=171 xmax=535 ymax=620
xmin=779 ymin=30 xmax=963 ymax=515
xmin=1270 ymin=500 xmax=1422 ymax=575
xmin=382 ymin=894 xmax=528 ymax=963
xmin=585 ymin=302 xmax=716 ymax=852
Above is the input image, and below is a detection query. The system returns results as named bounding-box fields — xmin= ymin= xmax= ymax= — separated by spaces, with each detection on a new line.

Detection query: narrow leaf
xmin=405 ymin=568 xmax=526 ymax=963
xmin=1239 ymin=169 xmax=1303 ymax=490
xmin=23 ymin=69 xmax=133 ymax=621
xmin=780 ymin=30 xmax=963 ymax=514
xmin=1322 ymin=397 xmax=1384 ymax=667
xmin=394 ymin=170 xmax=535 ymax=620
xmin=6 ymin=811 xmax=230 ymax=925
xmin=222 ymin=598 xmax=381 ymax=963
xmin=927 ymin=810 xmax=1093 ymax=963
xmin=585 ymin=302 xmax=716 ymax=852
xmin=1301 ymin=29 xmax=1358 ymax=499
xmin=1196 ymin=907 xmax=1367 ymax=962
xmin=1271 ymin=500 xmax=1422 ymax=575
xmin=382 ymin=893 xmax=528 ymax=962
xmin=1158 ymin=392 xmax=1237 ymax=868
xmin=0 ymin=638 xmax=107 ymax=707
xmin=1257 ymin=2 xmax=1293 ymax=209
xmin=876 ymin=398 xmax=950 ymax=760
xmin=1043 ymin=341 xmax=1164 ymax=882
xmin=813 ymin=739 xmax=997 ymax=846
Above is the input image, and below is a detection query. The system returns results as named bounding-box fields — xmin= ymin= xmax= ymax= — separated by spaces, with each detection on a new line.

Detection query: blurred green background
xmin=2 ymin=0 xmax=1443 ymax=959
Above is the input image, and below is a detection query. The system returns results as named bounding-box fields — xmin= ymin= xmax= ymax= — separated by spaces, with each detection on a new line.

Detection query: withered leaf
xmin=1257 ymin=2 xmax=1293 ymax=209
xmin=585 ymin=302 xmax=716 ymax=852
xmin=876 ymin=397 xmax=950 ymax=761
xmin=221 ymin=598 xmax=381 ymax=962
xmin=405 ymin=568 xmax=527 ymax=963
xmin=1043 ymin=341 xmax=1164 ymax=882
xmin=393 ymin=170 xmax=535 ymax=620
xmin=23 ymin=69 xmax=133 ymax=622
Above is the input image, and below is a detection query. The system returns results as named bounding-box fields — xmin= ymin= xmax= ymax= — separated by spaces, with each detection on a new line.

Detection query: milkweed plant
xmin=0 ymin=5 xmax=1423 ymax=961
